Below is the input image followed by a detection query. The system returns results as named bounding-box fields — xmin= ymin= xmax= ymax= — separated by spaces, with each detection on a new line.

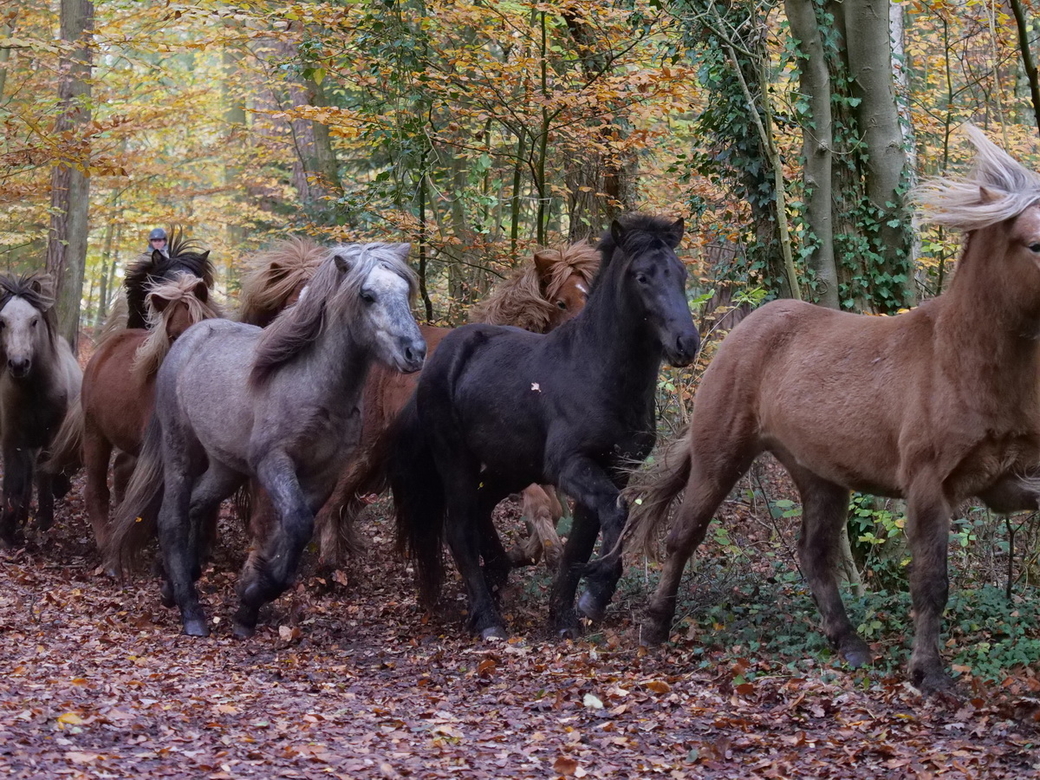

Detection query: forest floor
xmin=1 ymin=471 xmax=1039 ymax=780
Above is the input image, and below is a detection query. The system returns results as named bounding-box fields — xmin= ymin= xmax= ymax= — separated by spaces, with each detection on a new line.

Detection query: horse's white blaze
xmin=0 ymin=296 xmax=43 ymax=367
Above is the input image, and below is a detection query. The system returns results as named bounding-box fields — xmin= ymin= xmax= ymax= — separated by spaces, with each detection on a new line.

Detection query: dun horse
xmin=393 ymin=215 xmax=699 ymax=639
xmin=0 ymin=274 xmax=82 ymax=544
xmin=47 ymin=275 xmax=222 ymax=557
xmin=236 ymin=236 xmax=323 ymax=327
xmin=314 ymin=240 xmax=600 ymax=566
xmin=625 ymin=126 xmax=1040 ymax=693
xmin=108 ymin=243 xmax=425 ymax=637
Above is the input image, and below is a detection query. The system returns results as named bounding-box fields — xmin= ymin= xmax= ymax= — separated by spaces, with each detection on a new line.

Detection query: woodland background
xmin=2 ymin=2 xmax=1040 ymax=775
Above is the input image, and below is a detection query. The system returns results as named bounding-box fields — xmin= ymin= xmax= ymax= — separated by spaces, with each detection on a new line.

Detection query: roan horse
xmin=108 ymin=243 xmax=425 ymax=637
xmin=0 ymin=274 xmax=82 ymax=544
xmin=313 ymin=240 xmax=601 ymax=567
xmin=393 ymin=215 xmax=699 ymax=638
xmin=46 ymin=274 xmax=222 ymax=559
xmin=625 ymin=126 xmax=1040 ymax=694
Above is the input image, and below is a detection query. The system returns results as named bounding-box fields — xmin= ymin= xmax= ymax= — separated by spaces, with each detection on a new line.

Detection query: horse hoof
xmin=840 ymin=638 xmax=872 ymax=669
xmin=911 ymin=667 xmax=956 ymax=696
xmin=232 ymin=622 xmax=256 ymax=640
xmin=555 ymin=625 xmax=580 ymax=641
xmin=639 ymin=621 xmax=669 ymax=647
xmin=480 ymin=626 xmax=508 ymax=642
xmin=182 ymin=618 xmax=210 ymax=637
xmin=577 ymin=591 xmax=606 ymax=623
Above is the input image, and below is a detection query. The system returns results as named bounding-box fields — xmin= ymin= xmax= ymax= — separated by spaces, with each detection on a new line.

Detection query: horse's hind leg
xmin=82 ymin=427 xmax=114 ymax=550
xmin=234 ymin=453 xmax=312 ymax=639
xmin=786 ymin=466 xmax=870 ymax=668
xmin=187 ymin=461 xmax=242 ymax=577
xmin=642 ymin=448 xmax=753 ymax=645
xmin=35 ymin=469 xmax=55 ymax=532
xmin=510 ymin=484 xmax=563 ymax=568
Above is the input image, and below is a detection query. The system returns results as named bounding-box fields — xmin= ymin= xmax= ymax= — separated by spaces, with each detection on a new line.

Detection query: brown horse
xmin=624 ymin=126 xmax=1040 ymax=694
xmin=236 ymin=237 xmax=324 ymax=327
xmin=48 ymin=275 xmax=222 ymax=556
xmin=310 ymin=240 xmax=601 ymax=566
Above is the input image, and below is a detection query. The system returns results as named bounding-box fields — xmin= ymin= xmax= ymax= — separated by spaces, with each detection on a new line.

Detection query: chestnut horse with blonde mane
xmin=236 ymin=236 xmax=324 ymax=327
xmin=625 ymin=126 xmax=1040 ymax=693
xmin=47 ymin=275 xmax=222 ymax=558
xmin=312 ymin=240 xmax=600 ymax=566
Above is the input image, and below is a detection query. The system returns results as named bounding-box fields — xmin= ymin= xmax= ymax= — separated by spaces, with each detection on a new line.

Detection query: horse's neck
xmin=939 ymin=243 xmax=1040 ymax=411
xmin=576 ymin=269 xmax=662 ymax=390
xmin=292 ymin=319 xmax=372 ymax=401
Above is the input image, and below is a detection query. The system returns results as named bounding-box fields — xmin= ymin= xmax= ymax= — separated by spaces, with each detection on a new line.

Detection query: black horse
xmin=124 ymin=230 xmax=214 ymax=330
xmin=392 ymin=214 xmax=699 ymax=638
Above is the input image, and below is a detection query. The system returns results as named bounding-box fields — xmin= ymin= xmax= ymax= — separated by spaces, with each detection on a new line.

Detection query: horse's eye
xmin=1030 ymin=243 xmax=1040 ymax=253
xmin=360 ymin=290 xmax=376 ymax=304
xmin=30 ymin=318 xmax=37 ymax=328
xmin=556 ymin=300 xmax=567 ymax=310
xmin=635 ymin=273 xmax=648 ymax=284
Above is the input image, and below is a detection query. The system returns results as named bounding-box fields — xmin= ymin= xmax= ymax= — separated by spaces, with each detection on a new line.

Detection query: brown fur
xmin=469 ymin=240 xmax=599 ymax=332
xmin=236 ymin=237 xmax=325 ymax=327
xmin=624 ymin=125 xmax=1040 ymax=693
xmin=52 ymin=279 xmax=221 ymax=557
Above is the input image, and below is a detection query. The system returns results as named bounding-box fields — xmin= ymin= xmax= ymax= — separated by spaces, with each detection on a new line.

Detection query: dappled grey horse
xmin=109 ymin=243 xmax=425 ymax=637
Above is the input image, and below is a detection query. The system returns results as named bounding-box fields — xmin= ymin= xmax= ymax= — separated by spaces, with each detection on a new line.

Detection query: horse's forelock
xmin=544 ymin=239 xmax=601 ymax=300
xmin=237 ymin=237 xmax=324 ymax=325
xmin=134 ymin=274 xmax=223 ymax=380
xmin=0 ymin=274 xmax=59 ymax=345
xmin=914 ymin=125 xmax=1040 ymax=231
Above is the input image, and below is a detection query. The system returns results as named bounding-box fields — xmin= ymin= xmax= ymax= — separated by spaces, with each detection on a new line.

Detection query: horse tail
xmin=622 ymin=432 xmax=693 ymax=559
xmin=389 ymin=395 xmax=445 ymax=607
xmin=43 ymin=401 xmax=84 ymax=474
xmin=107 ymin=412 xmax=165 ymax=575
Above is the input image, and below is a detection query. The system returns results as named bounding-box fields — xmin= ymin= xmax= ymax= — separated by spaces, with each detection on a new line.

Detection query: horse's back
xmin=695 ymin=298 xmax=939 ymax=493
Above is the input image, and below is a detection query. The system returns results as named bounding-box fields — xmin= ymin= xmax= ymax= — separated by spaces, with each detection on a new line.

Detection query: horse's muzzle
xmin=665 ymin=330 xmax=700 ymax=368
xmin=7 ymin=358 xmax=31 ymax=378
xmin=397 ymin=338 xmax=426 ymax=374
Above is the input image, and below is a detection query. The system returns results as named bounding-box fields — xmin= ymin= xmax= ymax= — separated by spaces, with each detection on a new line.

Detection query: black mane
xmin=124 ymin=229 xmax=214 ymax=329
xmin=592 ymin=214 xmax=684 ymax=290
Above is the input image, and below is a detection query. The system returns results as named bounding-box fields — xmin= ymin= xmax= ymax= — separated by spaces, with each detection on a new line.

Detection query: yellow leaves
xmin=56 ymin=711 xmax=85 ymax=726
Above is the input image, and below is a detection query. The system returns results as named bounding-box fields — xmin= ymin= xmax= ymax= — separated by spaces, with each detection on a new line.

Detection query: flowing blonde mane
xmin=237 ymin=237 xmax=325 ymax=327
xmin=132 ymin=274 xmax=224 ymax=380
xmin=914 ymin=125 xmax=1040 ymax=231
xmin=469 ymin=239 xmax=601 ymax=332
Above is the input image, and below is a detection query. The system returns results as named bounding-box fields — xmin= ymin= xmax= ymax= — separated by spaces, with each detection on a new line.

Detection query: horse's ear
xmin=979 ymin=186 xmax=1001 ymax=204
xmin=393 ymin=243 xmax=411 ymax=260
xmin=334 ymin=254 xmax=351 ymax=273
xmin=199 ymin=250 xmax=210 ymax=262
xmin=152 ymin=249 xmax=165 ymax=263
xmin=610 ymin=220 xmax=625 ymax=245
xmin=150 ymin=294 xmax=171 ymax=313
xmin=665 ymin=217 xmax=685 ymax=248
xmin=533 ymin=249 xmax=558 ymax=279
xmin=193 ymin=279 xmax=209 ymax=302
xmin=28 ymin=274 xmax=56 ymax=309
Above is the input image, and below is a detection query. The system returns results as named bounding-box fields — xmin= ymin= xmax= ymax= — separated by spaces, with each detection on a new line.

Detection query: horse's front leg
xmin=234 ymin=452 xmax=314 ymax=639
xmin=906 ymin=476 xmax=954 ymax=693
xmin=34 ymin=468 xmax=55 ymax=532
xmin=1 ymin=445 xmax=34 ymax=546
xmin=549 ymin=455 xmax=626 ymax=633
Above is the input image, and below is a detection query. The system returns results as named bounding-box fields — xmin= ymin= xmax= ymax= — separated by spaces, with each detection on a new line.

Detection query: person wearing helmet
xmin=147 ymin=227 xmax=169 ymax=259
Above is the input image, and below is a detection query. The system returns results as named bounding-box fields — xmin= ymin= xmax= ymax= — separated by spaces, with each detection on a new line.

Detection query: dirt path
xmin=1 ymin=488 xmax=1038 ymax=779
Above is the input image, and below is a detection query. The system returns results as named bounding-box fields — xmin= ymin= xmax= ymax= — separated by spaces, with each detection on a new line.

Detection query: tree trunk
xmin=0 ymin=8 xmax=18 ymax=102
xmin=45 ymin=0 xmax=94 ymax=350
xmin=1009 ymin=0 xmax=1040 ymax=137
xmin=841 ymin=0 xmax=914 ymax=308
xmin=786 ymin=0 xmax=838 ymax=309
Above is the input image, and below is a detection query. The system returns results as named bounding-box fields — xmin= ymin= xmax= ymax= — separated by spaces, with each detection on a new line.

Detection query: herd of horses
xmin=2 ymin=127 xmax=1039 ymax=694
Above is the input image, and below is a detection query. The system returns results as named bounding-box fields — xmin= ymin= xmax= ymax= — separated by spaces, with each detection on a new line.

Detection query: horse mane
xmin=125 ymin=228 xmax=215 ymax=329
xmin=250 ymin=243 xmax=418 ymax=386
xmin=914 ymin=125 xmax=1040 ymax=231
xmin=0 ymin=273 xmax=59 ymax=345
xmin=469 ymin=240 xmax=600 ymax=333
xmin=593 ymin=214 xmax=684 ymax=286
xmin=237 ymin=237 xmax=325 ymax=326
xmin=131 ymin=274 xmax=224 ymax=380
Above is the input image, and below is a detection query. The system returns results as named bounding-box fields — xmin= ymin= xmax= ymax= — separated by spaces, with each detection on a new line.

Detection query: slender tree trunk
xmin=0 ymin=9 xmax=18 ymax=102
xmin=1009 ymin=0 xmax=1040 ymax=136
xmin=785 ymin=0 xmax=837 ymax=308
xmin=842 ymin=0 xmax=914 ymax=307
xmin=45 ymin=0 xmax=94 ymax=350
